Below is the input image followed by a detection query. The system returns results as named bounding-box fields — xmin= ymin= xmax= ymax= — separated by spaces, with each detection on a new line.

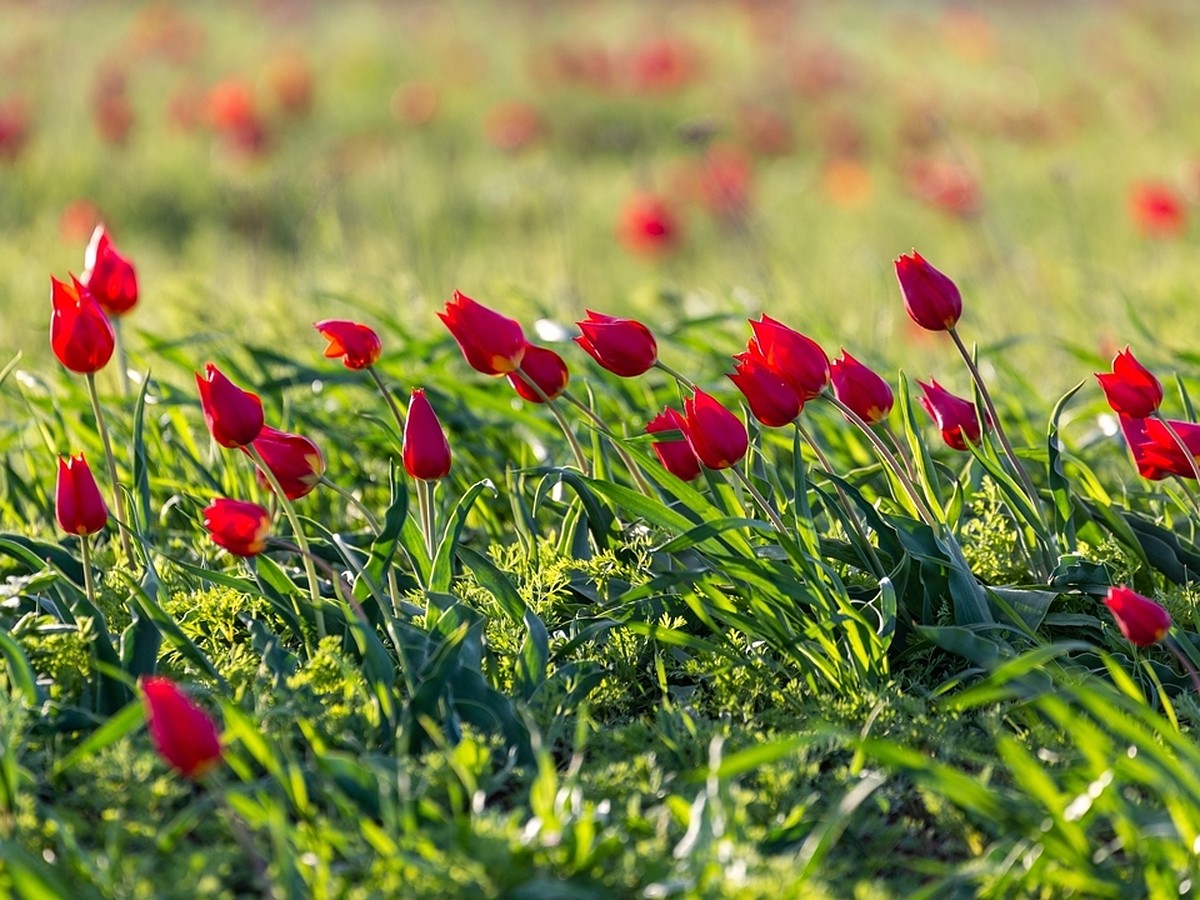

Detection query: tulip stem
xmin=248 ymin=445 xmax=325 ymax=639
xmin=416 ymin=478 xmax=437 ymax=562
xmin=515 ymin=365 xmax=590 ymax=475
xmin=654 ymin=360 xmax=696 ymax=391
xmin=112 ymin=317 xmax=131 ymax=402
xmin=320 ymin=477 xmax=382 ymax=533
xmin=85 ymin=373 xmax=135 ymax=565
xmin=560 ymin=390 xmax=655 ymax=495
xmin=1165 ymin=636 xmax=1200 ymax=695
xmin=878 ymin=420 xmax=918 ymax=480
xmin=731 ymin=465 xmax=789 ymax=536
xmin=367 ymin=365 xmax=407 ymax=440
xmin=80 ymin=534 xmax=97 ymax=609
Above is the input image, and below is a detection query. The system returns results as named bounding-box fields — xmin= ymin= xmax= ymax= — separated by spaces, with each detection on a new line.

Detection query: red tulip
xmin=507 ymin=344 xmax=569 ymax=403
xmin=894 ymin=251 xmax=963 ymax=331
xmin=830 ymin=350 xmax=894 ymax=424
xmin=1096 ymin=348 xmax=1162 ymax=419
xmin=203 ymin=498 xmax=270 ymax=557
xmin=618 ymin=193 xmax=682 ymax=257
xmin=314 ymin=319 xmax=382 ymax=370
xmin=1130 ymin=182 xmax=1185 ymax=238
xmin=917 ymin=379 xmax=990 ymax=451
xmin=1118 ymin=414 xmax=1200 ymax=481
xmin=50 ymin=275 xmax=115 ymax=374
xmin=682 ymin=389 xmax=748 ymax=470
xmin=246 ymin=426 xmax=325 ymax=500
xmin=728 ymin=347 xmax=802 ymax=427
xmin=140 ymin=676 xmax=222 ymax=778
xmin=438 ymin=290 xmax=527 ymax=375
xmin=1104 ymin=586 xmax=1171 ymax=647
xmin=747 ymin=315 xmax=830 ymax=400
xmin=574 ymin=310 xmax=658 ymax=377
xmin=645 ymin=407 xmax=702 ymax=481
xmin=196 ymin=363 xmax=264 ymax=449
xmin=403 ymin=388 xmax=452 ymax=480
xmin=0 ymin=94 xmax=31 ymax=163
xmin=55 ymin=454 xmax=108 ymax=536
xmin=81 ymin=226 xmax=138 ymax=316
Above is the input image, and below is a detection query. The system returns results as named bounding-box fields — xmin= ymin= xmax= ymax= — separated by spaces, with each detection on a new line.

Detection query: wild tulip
xmin=313 ymin=319 xmax=382 ymax=370
xmin=574 ymin=310 xmax=658 ymax=377
xmin=830 ymin=350 xmax=894 ymax=424
xmin=645 ymin=407 xmax=702 ymax=481
xmin=55 ymin=454 xmax=108 ymax=536
xmin=747 ymin=315 xmax=830 ymax=400
xmin=196 ymin=364 xmax=264 ymax=449
xmin=618 ymin=193 xmax=682 ymax=257
xmin=894 ymin=251 xmax=963 ymax=331
xmin=1118 ymin=414 xmax=1200 ymax=481
xmin=507 ymin=344 xmax=569 ymax=403
xmin=50 ymin=275 xmax=114 ymax=374
xmin=683 ymin=389 xmax=748 ymax=470
xmin=1130 ymin=182 xmax=1185 ymax=238
xmin=81 ymin=225 xmax=138 ymax=316
xmin=403 ymin=388 xmax=452 ymax=480
xmin=203 ymin=498 xmax=270 ymax=557
xmin=246 ymin=426 xmax=325 ymax=500
xmin=1096 ymin=348 xmax=1162 ymax=419
xmin=917 ymin=379 xmax=989 ymax=451
xmin=140 ymin=676 xmax=222 ymax=779
xmin=1105 ymin=586 xmax=1171 ymax=647
xmin=728 ymin=348 xmax=802 ymax=427
xmin=438 ymin=290 xmax=527 ymax=375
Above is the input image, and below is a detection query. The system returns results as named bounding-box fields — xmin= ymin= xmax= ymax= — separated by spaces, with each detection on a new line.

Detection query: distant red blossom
xmin=1129 ymin=182 xmax=1185 ymax=238
xmin=618 ymin=193 xmax=682 ymax=257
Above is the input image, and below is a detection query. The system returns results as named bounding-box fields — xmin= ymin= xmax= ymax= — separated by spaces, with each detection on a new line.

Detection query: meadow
xmin=3 ymin=1 xmax=1200 ymax=896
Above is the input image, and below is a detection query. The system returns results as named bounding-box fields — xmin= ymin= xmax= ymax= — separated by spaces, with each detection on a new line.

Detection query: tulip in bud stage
xmin=830 ymin=350 xmax=894 ymax=424
xmin=203 ymin=498 xmax=270 ymax=557
xmin=196 ymin=364 xmax=264 ymax=449
xmin=1096 ymin=348 xmax=1163 ymax=419
xmin=747 ymin=315 xmax=830 ymax=400
xmin=683 ymin=389 xmax=748 ymax=470
xmin=917 ymin=379 xmax=989 ymax=451
xmin=81 ymin=226 xmax=138 ymax=316
xmin=55 ymin=454 xmax=108 ymax=536
xmin=140 ymin=676 xmax=222 ymax=779
xmin=508 ymin=344 xmax=569 ymax=403
xmin=574 ymin=310 xmax=658 ymax=377
xmin=894 ymin=251 xmax=963 ymax=331
xmin=50 ymin=275 xmax=115 ymax=374
xmin=247 ymin=426 xmax=325 ymax=500
xmin=645 ymin=407 xmax=702 ymax=481
xmin=438 ymin=291 xmax=527 ymax=375
xmin=314 ymin=319 xmax=383 ymax=370
xmin=728 ymin=348 xmax=802 ymax=427
xmin=1105 ymin=586 xmax=1171 ymax=647
xmin=403 ymin=388 xmax=452 ymax=480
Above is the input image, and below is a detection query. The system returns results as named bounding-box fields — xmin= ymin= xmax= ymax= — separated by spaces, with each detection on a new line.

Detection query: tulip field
xmin=8 ymin=1 xmax=1200 ymax=896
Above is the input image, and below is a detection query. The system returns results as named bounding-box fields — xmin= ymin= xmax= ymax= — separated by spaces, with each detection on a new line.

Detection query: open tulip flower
xmin=574 ymin=310 xmax=658 ymax=377
xmin=1104 ymin=586 xmax=1171 ymax=647
xmin=140 ymin=676 xmax=223 ymax=779
xmin=203 ymin=498 xmax=270 ymax=557
xmin=507 ymin=344 xmax=569 ymax=403
xmin=683 ymin=388 xmax=748 ymax=470
xmin=247 ymin=425 xmax=325 ymax=500
xmin=81 ymin=225 xmax=138 ymax=317
xmin=917 ymin=379 xmax=990 ymax=451
xmin=50 ymin=275 xmax=115 ymax=374
xmin=55 ymin=454 xmax=108 ymax=536
xmin=403 ymin=388 xmax=452 ymax=480
xmin=728 ymin=347 xmax=802 ymax=427
xmin=439 ymin=290 xmax=527 ymax=375
xmin=830 ymin=350 xmax=894 ymax=425
xmin=314 ymin=319 xmax=382 ymax=370
xmin=196 ymin=363 xmax=264 ymax=449
xmin=747 ymin=315 xmax=830 ymax=400
xmin=1096 ymin=347 xmax=1163 ymax=419
xmin=894 ymin=251 xmax=963 ymax=332
xmin=645 ymin=407 xmax=702 ymax=481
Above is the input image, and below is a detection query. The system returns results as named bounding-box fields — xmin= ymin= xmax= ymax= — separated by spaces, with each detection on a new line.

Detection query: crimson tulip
xmin=917 ymin=379 xmax=989 ymax=451
xmin=196 ymin=364 xmax=264 ymax=449
xmin=728 ymin=347 xmax=802 ymax=427
xmin=1096 ymin=348 xmax=1162 ymax=419
xmin=1118 ymin=414 xmax=1200 ymax=481
xmin=1105 ymin=586 xmax=1171 ymax=647
xmin=1130 ymin=182 xmax=1185 ymax=239
xmin=683 ymin=389 xmax=748 ymax=470
xmin=403 ymin=388 xmax=452 ymax=480
xmin=81 ymin=225 xmax=138 ymax=316
xmin=507 ymin=344 xmax=569 ymax=403
xmin=618 ymin=193 xmax=682 ymax=257
xmin=645 ymin=407 xmax=702 ymax=481
xmin=203 ymin=498 xmax=270 ymax=557
xmin=747 ymin=315 xmax=829 ymax=400
xmin=574 ymin=310 xmax=658 ymax=377
xmin=894 ymin=251 xmax=962 ymax=331
xmin=246 ymin=425 xmax=325 ymax=500
xmin=50 ymin=275 xmax=114 ymax=374
xmin=55 ymin=454 xmax=108 ymax=536
xmin=140 ymin=676 xmax=222 ymax=778
xmin=438 ymin=290 xmax=527 ymax=375
xmin=313 ymin=319 xmax=382 ymax=370
xmin=830 ymin=350 xmax=894 ymax=424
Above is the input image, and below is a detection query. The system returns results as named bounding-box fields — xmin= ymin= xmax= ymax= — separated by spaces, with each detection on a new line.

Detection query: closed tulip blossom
xmin=1118 ymin=414 xmax=1200 ymax=481
xmin=55 ymin=454 xmax=108 ymax=536
xmin=81 ymin=225 xmax=138 ymax=316
xmin=747 ymin=315 xmax=830 ymax=400
xmin=728 ymin=347 xmax=802 ymax=427
xmin=1096 ymin=348 xmax=1162 ymax=419
xmin=50 ymin=275 xmax=115 ymax=374
xmin=314 ymin=319 xmax=383 ymax=370
xmin=574 ymin=310 xmax=658 ymax=377
xmin=917 ymin=379 xmax=990 ymax=451
xmin=140 ymin=676 xmax=223 ymax=779
xmin=403 ymin=388 xmax=452 ymax=480
xmin=196 ymin=364 xmax=264 ymax=449
xmin=830 ymin=350 xmax=894 ymax=424
xmin=507 ymin=344 xmax=569 ymax=403
xmin=246 ymin=426 xmax=325 ymax=500
xmin=1105 ymin=586 xmax=1171 ymax=647
xmin=683 ymin=389 xmax=748 ymax=470
xmin=438 ymin=291 xmax=527 ymax=375
xmin=894 ymin=251 xmax=963 ymax=331
xmin=203 ymin=498 xmax=270 ymax=557
xmin=645 ymin=407 xmax=702 ymax=481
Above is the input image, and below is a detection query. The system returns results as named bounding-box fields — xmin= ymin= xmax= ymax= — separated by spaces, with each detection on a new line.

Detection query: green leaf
xmin=430 ymin=479 xmax=497 ymax=593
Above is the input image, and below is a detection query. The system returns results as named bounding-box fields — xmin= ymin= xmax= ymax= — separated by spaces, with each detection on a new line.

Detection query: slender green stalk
xmin=112 ymin=317 xmax=131 ymax=401
xmin=515 ymin=365 xmax=589 ymax=474
xmin=654 ymin=359 xmax=696 ymax=390
xmin=560 ymin=389 xmax=654 ymax=494
xmin=1166 ymin=636 xmax=1200 ymax=695
xmin=80 ymin=534 xmax=97 ymax=609
xmin=368 ymin=365 xmax=407 ymax=437
xmin=730 ymin=465 xmax=789 ymax=536
xmin=320 ymin=476 xmax=382 ymax=532
xmin=85 ymin=372 xmax=135 ymax=563
xmin=416 ymin=478 xmax=437 ymax=561
xmin=878 ymin=420 xmax=918 ymax=480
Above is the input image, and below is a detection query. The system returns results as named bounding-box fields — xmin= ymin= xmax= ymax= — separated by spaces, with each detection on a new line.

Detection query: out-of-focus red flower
xmin=314 ymin=319 xmax=382 ymax=370
xmin=645 ymin=407 xmax=702 ymax=481
xmin=203 ymin=497 xmax=270 ymax=557
xmin=683 ymin=389 xmax=748 ymax=470
xmin=894 ymin=251 xmax=963 ymax=332
xmin=196 ymin=363 xmax=264 ymax=449
xmin=140 ymin=676 xmax=222 ymax=779
xmin=1118 ymin=414 xmax=1200 ymax=481
xmin=81 ymin=226 xmax=138 ymax=317
xmin=695 ymin=145 xmax=753 ymax=221
xmin=1104 ymin=585 xmax=1171 ymax=647
xmin=247 ymin=426 xmax=325 ymax=500
xmin=905 ymin=158 xmax=982 ymax=218
xmin=438 ymin=291 xmax=527 ymax=375
xmin=204 ymin=79 xmax=267 ymax=156
xmin=747 ymin=315 xmax=830 ymax=400
xmin=166 ymin=78 xmax=205 ymax=132
xmin=1130 ymin=182 xmax=1185 ymax=238
xmin=0 ymin=94 xmax=31 ymax=163
xmin=90 ymin=62 xmax=134 ymax=146
xmin=483 ymin=101 xmax=543 ymax=153
xmin=390 ymin=81 xmax=439 ymax=126
xmin=618 ymin=193 xmax=682 ymax=257
xmin=403 ymin=388 xmax=452 ymax=480
xmin=50 ymin=275 xmax=114 ymax=374
xmin=728 ymin=347 xmax=802 ymax=427
xmin=265 ymin=50 xmax=314 ymax=118
xmin=60 ymin=199 xmax=103 ymax=245
xmin=545 ymin=42 xmax=615 ymax=91
xmin=788 ymin=43 xmax=858 ymax=100
xmin=917 ymin=379 xmax=989 ymax=451
xmin=737 ymin=106 xmax=794 ymax=157
xmin=56 ymin=454 xmax=108 ymax=537
xmin=507 ymin=344 xmax=569 ymax=403
xmin=830 ymin=350 xmax=893 ymax=424
xmin=627 ymin=36 xmax=699 ymax=94
xmin=574 ymin=310 xmax=657 ymax=377
xmin=1096 ymin=348 xmax=1162 ymax=419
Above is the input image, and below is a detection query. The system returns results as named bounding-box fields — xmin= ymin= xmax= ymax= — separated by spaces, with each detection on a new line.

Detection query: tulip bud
xmin=894 ymin=251 xmax=962 ymax=331
xmin=140 ymin=676 xmax=222 ymax=779
xmin=50 ymin=275 xmax=115 ymax=374
xmin=683 ymin=389 xmax=748 ymax=470
xmin=830 ymin=350 xmax=894 ymax=424
xmin=196 ymin=364 xmax=264 ymax=449
xmin=1104 ymin=585 xmax=1171 ymax=647
xmin=917 ymin=379 xmax=990 ymax=451
xmin=438 ymin=290 xmax=527 ymax=375
xmin=81 ymin=225 xmax=138 ymax=317
xmin=55 ymin=454 xmax=108 ymax=536
xmin=728 ymin=347 xmax=802 ymax=427
xmin=203 ymin=498 xmax=270 ymax=557
xmin=403 ymin=388 xmax=452 ymax=480
xmin=645 ymin=407 xmax=702 ymax=481
xmin=574 ymin=310 xmax=658 ymax=377
xmin=246 ymin=426 xmax=325 ymax=500
xmin=313 ymin=319 xmax=383 ymax=370
xmin=1096 ymin=347 xmax=1162 ymax=419
xmin=1118 ymin=414 xmax=1200 ymax=481
xmin=507 ymin=344 xmax=569 ymax=403
xmin=747 ymin=315 xmax=829 ymax=400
